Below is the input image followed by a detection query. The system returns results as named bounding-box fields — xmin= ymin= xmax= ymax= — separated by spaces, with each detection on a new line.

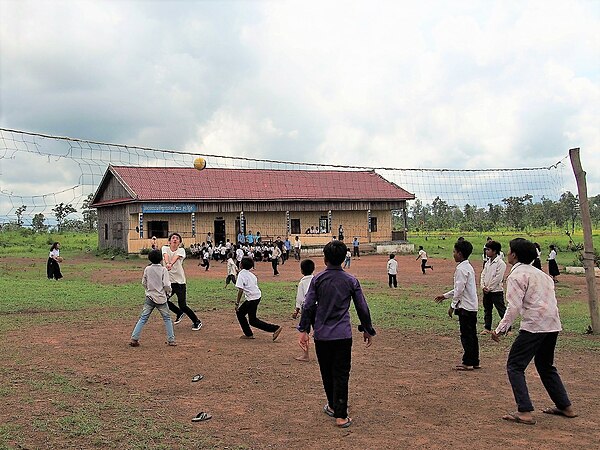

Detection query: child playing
xmin=235 ymin=257 xmax=282 ymax=340
xmin=130 ymin=249 xmax=176 ymax=347
xmin=387 ymin=253 xmax=398 ymax=288
xmin=547 ymin=244 xmax=559 ymax=283
xmin=343 ymin=249 xmax=351 ymax=268
xmin=435 ymin=240 xmax=480 ymax=371
xmin=225 ymin=252 xmax=238 ymax=287
xmin=480 ymin=240 xmax=508 ymax=335
xmin=292 ymin=259 xmax=315 ymax=361
xmin=198 ymin=247 xmax=210 ymax=271
xmin=416 ymin=245 xmax=433 ymax=274
xmin=297 ymin=241 xmax=376 ymax=428
xmin=492 ymin=238 xmax=577 ymax=425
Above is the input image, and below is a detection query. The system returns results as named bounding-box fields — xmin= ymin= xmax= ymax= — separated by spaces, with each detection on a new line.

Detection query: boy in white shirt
xmin=435 ymin=240 xmax=480 ymax=371
xmin=235 ymin=257 xmax=282 ymax=340
xmin=480 ymin=240 xmax=508 ymax=335
xmin=387 ymin=254 xmax=398 ymax=288
xmin=292 ymin=259 xmax=315 ymax=361
xmin=130 ymin=249 xmax=176 ymax=347
xmin=225 ymin=252 xmax=238 ymax=287
xmin=416 ymin=246 xmax=433 ymax=274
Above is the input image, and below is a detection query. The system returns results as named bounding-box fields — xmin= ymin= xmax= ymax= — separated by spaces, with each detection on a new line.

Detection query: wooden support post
xmin=569 ymin=148 xmax=600 ymax=334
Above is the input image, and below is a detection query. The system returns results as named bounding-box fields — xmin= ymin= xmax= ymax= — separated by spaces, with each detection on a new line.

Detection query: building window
xmin=371 ymin=217 xmax=378 ymax=232
xmin=291 ymin=219 xmax=301 ymax=234
xmin=319 ymin=216 xmax=329 ymax=234
xmin=104 ymin=223 xmax=108 ymax=240
xmin=112 ymin=222 xmax=123 ymax=240
xmin=148 ymin=221 xmax=169 ymax=238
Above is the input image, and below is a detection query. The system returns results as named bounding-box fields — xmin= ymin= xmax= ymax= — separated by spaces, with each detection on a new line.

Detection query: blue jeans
xmin=131 ymin=297 xmax=175 ymax=343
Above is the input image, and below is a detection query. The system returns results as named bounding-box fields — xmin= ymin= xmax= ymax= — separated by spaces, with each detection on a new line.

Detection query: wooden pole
xmin=569 ymin=148 xmax=600 ymax=334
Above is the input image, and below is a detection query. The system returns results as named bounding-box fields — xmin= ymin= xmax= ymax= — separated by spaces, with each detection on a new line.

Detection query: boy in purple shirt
xmin=298 ymin=241 xmax=376 ymax=428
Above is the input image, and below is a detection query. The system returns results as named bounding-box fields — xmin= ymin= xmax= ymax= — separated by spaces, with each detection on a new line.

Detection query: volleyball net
xmin=0 ymin=127 xmax=569 ymax=236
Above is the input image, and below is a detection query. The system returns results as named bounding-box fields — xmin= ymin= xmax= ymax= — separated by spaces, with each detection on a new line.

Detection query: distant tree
xmin=52 ymin=202 xmax=77 ymax=233
xmin=558 ymin=191 xmax=579 ymax=234
xmin=502 ymin=194 xmax=533 ymax=231
xmin=31 ymin=213 xmax=48 ymax=233
xmin=589 ymin=194 xmax=600 ymax=227
xmin=81 ymin=193 xmax=97 ymax=231
xmin=15 ymin=205 xmax=27 ymax=227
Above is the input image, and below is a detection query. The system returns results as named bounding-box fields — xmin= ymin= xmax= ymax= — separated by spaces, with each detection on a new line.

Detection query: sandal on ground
xmin=502 ymin=412 xmax=536 ymax=425
xmin=453 ymin=364 xmax=474 ymax=371
xmin=192 ymin=412 xmax=212 ymax=422
xmin=129 ymin=340 xmax=140 ymax=347
xmin=542 ymin=407 xmax=578 ymax=418
xmin=336 ymin=417 xmax=352 ymax=428
xmin=323 ymin=404 xmax=335 ymax=417
xmin=192 ymin=374 xmax=204 ymax=383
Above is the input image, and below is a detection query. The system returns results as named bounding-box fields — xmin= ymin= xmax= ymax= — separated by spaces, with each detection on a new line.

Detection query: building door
xmin=214 ymin=219 xmax=226 ymax=244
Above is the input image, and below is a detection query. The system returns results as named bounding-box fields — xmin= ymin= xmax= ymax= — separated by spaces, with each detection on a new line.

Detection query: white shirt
xmin=387 ymin=258 xmax=398 ymax=275
xmin=271 ymin=246 xmax=281 ymax=259
xmin=547 ymin=250 xmax=557 ymax=260
xmin=443 ymin=260 xmax=478 ymax=311
xmin=236 ymin=248 xmax=244 ymax=262
xmin=142 ymin=264 xmax=172 ymax=304
xmin=49 ymin=248 xmax=60 ymax=259
xmin=295 ymin=274 xmax=314 ymax=310
xmin=235 ymin=269 xmax=262 ymax=301
xmin=294 ymin=239 xmax=301 ymax=249
xmin=226 ymin=258 xmax=238 ymax=276
xmin=480 ymin=255 xmax=506 ymax=293
xmin=162 ymin=245 xmax=187 ymax=284
xmin=495 ymin=263 xmax=562 ymax=334
xmin=418 ymin=249 xmax=428 ymax=260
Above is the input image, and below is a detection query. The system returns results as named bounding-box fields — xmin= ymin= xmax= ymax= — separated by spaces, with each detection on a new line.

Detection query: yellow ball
xmin=193 ymin=157 xmax=206 ymax=171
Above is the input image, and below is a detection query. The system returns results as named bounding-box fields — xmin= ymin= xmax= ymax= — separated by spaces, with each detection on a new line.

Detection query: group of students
xmin=128 ymin=231 xmax=575 ymax=428
xmin=129 ymin=234 xmax=375 ymax=428
xmin=435 ymin=237 xmax=576 ymax=424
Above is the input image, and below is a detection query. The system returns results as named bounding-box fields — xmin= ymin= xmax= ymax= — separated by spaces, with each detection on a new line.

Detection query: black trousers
xmin=236 ymin=298 xmax=279 ymax=336
xmin=388 ymin=273 xmax=397 ymax=287
xmin=353 ymin=247 xmax=360 ymax=257
xmin=271 ymin=259 xmax=279 ymax=275
xmin=421 ymin=259 xmax=432 ymax=274
xmin=314 ymin=338 xmax=352 ymax=419
xmin=456 ymin=309 xmax=479 ymax=366
xmin=47 ymin=258 xmax=63 ymax=280
xmin=167 ymin=283 xmax=200 ymax=324
xmin=507 ymin=331 xmax=571 ymax=412
xmin=482 ymin=291 xmax=507 ymax=331
xmin=225 ymin=274 xmax=236 ymax=286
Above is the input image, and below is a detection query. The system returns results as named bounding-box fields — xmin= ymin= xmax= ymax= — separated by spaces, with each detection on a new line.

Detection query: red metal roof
xmin=104 ymin=166 xmax=414 ymax=203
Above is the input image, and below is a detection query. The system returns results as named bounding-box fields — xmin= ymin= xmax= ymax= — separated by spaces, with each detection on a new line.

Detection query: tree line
xmin=397 ymin=191 xmax=600 ymax=232
xmin=3 ymin=194 xmax=97 ymax=233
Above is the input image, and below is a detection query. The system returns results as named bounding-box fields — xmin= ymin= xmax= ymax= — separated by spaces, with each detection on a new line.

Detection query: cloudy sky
xmin=1 ymin=0 xmax=599 ymax=215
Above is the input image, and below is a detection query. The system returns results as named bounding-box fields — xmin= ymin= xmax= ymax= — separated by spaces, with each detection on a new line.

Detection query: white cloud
xmin=0 ymin=0 xmax=599 ymax=223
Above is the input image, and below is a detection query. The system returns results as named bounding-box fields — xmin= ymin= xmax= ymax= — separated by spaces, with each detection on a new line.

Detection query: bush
xmin=576 ymin=249 xmax=600 ymax=268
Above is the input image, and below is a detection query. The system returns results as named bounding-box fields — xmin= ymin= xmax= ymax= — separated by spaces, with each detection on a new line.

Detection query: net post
xmin=569 ymin=148 xmax=600 ymax=334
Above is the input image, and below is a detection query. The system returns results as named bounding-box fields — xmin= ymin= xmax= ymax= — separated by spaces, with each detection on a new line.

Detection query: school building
xmin=91 ymin=165 xmax=415 ymax=253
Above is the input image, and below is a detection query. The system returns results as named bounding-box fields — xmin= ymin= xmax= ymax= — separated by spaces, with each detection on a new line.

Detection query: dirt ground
xmin=3 ymin=253 xmax=600 ymax=449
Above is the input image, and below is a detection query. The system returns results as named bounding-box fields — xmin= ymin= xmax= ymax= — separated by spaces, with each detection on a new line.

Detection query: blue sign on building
xmin=142 ymin=203 xmax=197 ymax=213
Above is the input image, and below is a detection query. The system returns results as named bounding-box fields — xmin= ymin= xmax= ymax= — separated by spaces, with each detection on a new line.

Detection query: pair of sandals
xmin=323 ymin=404 xmax=352 ymax=428
xmin=191 ymin=374 xmax=211 ymax=422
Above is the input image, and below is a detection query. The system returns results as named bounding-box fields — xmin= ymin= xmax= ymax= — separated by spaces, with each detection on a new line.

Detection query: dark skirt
xmin=47 ymin=257 xmax=63 ymax=280
xmin=548 ymin=259 xmax=560 ymax=277
xmin=532 ymin=258 xmax=542 ymax=270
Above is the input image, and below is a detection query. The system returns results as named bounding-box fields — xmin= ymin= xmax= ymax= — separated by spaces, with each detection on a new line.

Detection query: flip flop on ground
xmin=336 ymin=417 xmax=352 ymax=428
xmin=502 ymin=412 xmax=536 ymax=425
xmin=453 ymin=364 xmax=474 ymax=371
xmin=192 ymin=412 xmax=212 ymax=422
xmin=542 ymin=407 xmax=578 ymax=418
xmin=323 ymin=404 xmax=335 ymax=417
xmin=192 ymin=374 xmax=204 ymax=382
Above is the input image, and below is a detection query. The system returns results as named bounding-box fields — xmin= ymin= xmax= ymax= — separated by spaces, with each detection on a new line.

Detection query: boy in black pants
xmin=298 ymin=241 xmax=376 ymax=428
